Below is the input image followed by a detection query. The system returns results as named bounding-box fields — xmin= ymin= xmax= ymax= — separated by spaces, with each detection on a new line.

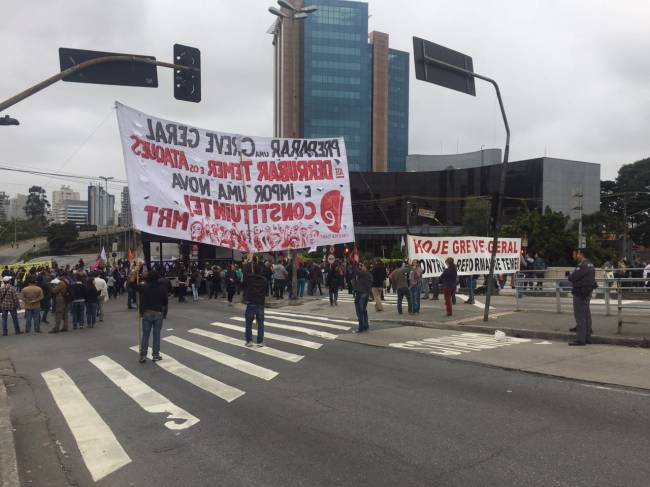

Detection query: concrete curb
xmin=372 ymin=318 xmax=648 ymax=347
xmin=0 ymin=378 xmax=20 ymax=487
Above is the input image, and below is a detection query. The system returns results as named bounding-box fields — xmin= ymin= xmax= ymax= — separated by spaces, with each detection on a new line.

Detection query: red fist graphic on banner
xmin=320 ymin=190 xmax=344 ymax=233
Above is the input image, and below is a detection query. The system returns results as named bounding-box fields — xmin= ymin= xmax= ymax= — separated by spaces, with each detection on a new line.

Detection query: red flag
xmin=128 ymin=248 xmax=134 ymax=262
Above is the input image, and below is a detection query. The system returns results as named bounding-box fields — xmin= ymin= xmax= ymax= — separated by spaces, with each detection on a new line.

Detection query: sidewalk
xmin=286 ymin=294 xmax=650 ymax=347
xmin=0 ymin=357 xmax=20 ymax=487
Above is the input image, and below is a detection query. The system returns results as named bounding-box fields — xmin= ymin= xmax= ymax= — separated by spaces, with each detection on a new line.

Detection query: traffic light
xmin=173 ymin=44 xmax=201 ymax=103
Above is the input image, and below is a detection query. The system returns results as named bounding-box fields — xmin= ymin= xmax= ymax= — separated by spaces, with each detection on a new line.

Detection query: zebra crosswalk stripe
xmin=265 ymin=310 xmax=357 ymax=325
xmin=258 ymin=315 xmax=350 ymax=331
xmin=164 ymin=335 xmax=278 ymax=380
xmin=210 ymin=322 xmax=323 ymax=349
xmin=41 ymin=368 xmax=132 ymax=482
xmin=89 ymin=355 xmax=200 ymax=431
xmin=230 ymin=317 xmax=338 ymax=340
xmin=188 ymin=328 xmax=304 ymax=363
xmin=128 ymin=347 xmax=245 ymax=403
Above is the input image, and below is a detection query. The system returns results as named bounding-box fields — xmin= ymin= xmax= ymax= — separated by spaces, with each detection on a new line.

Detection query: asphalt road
xmin=3 ymin=296 xmax=650 ymax=487
xmin=0 ymin=237 xmax=47 ymax=264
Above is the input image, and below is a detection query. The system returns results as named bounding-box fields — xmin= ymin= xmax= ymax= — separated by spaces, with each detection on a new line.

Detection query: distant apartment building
xmin=0 ymin=192 xmax=9 ymax=222
xmin=87 ymin=185 xmax=115 ymax=226
xmin=119 ymin=186 xmax=132 ymax=227
xmin=58 ymin=200 xmax=88 ymax=226
xmin=8 ymin=194 xmax=28 ymax=220
xmin=52 ymin=185 xmax=81 ymax=223
xmin=271 ymin=0 xmax=409 ymax=172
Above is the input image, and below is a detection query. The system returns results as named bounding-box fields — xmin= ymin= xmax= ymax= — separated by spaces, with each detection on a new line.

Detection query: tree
xmin=24 ymin=186 xmax=50 ymax=222
xmin=46 ymin=222 xmax=79 ymax=254
xmin=461 ymin=198 xmax=491 ymax=235
xmin=502 ymin=207 xmax=576 ymax=265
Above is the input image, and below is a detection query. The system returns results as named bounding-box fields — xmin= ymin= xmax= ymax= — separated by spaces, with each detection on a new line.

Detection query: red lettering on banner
xmin=144 ymin=205 xmax=158 ymax=225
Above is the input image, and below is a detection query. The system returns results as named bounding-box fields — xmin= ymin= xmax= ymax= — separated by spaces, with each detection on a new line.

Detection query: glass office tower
xmin=273 ymin=0 xmax=409 ymax=172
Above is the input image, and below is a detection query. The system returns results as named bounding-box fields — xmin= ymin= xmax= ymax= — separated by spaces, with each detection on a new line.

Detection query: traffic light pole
xmin=0 ymin=55 xmax=199 ymax=113
xmin=420 ymin=53 xmax=510 ymax=322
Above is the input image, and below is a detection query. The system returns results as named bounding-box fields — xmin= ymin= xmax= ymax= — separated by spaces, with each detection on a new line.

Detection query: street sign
xmin=59 ymin=48 xmax=158 ymax=87
xmin=412 ymin=37 xmax=476 ymax=96
xmin=579 ymin=236 xmax=587 ymax=249
xmin=417 ymin=208 xmax=436 ymax=220
xmin=112 ymin=242 xmax=118 ymax=252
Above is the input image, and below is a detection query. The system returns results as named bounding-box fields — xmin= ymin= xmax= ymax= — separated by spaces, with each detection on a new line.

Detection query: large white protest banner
xmin=116 ymin=102 xmax=354 ymax=252
xmin=407 ymin=235 xmax=521 ymax=278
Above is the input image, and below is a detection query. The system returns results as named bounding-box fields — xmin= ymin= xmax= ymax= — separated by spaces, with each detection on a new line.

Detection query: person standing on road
xmin=38 ymin=273 xmax=52 ymax=324
xmin=94 ymin=272 xmax=108 ymax=322
xmin=326 ymin=263 xmax=344 ymax=306
xmin=70 ymin=274 xmax=86 ymax=329
xmin=84 ymin=277 xmax=100 ymax=328
xmin=243 ymin=261 xmax=267 ymax=347
xmin=371 ymin=259 xmax=386 ymax=312
xmin=1 ymin=276 xmax=22 ymax=335
xmin=134 ymin=269 xmax=168 ymax=363
xmin=297 ymin=263 xmax=309 ymax=298
xmin=409 ymin=260 xmax=423 ymax=314
xmin=225 ymin=264 xmax=238 ymax=306
xmin=272 ymin=260 xmax=287 ymax=300
xmin=21 ymin=277 xmax=44 ymax=334
xmin=568 ymin=248 xmax=597 ymax=346
xmin=353 ymin=262 xmax=373 ymax=333
xmin=49 ymin=271 xmax=70 ymax=333
xmin=389 ymin=262 xmax=412 ymax=315
xmin=439 ymin=258 xmax=457 ymax=317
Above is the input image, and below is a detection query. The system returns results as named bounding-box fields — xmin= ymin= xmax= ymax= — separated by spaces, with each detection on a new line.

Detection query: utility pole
xmin=623 ymin=192 xmax=629 ymax=260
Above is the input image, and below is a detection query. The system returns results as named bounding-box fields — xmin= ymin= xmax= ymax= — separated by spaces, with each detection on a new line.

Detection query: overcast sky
xmin=1 ymin=0 xmax=649 ymax=204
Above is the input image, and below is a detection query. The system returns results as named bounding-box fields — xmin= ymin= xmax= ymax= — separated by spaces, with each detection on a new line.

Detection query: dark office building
xmin=350 ymin=157 xmax=600 ymax=254
xmin=271 ymin=0 xmax=409 ymax=172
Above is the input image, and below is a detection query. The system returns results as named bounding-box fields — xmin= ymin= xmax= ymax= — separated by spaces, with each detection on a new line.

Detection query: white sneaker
xmin=256 ymin=342 xmax=264 ymax=348
xmin=245 ymin=341 xmax=253 ymax=347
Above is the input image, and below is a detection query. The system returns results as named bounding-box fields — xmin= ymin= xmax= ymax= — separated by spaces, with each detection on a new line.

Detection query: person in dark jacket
xmin=38 ymin=274 xmax=52 ymax=324
xmin=84 ymin=277 xmax=100 ymax=328
xmin=296 ymin=263 xmax=309 ymax=297
xmin=70 ymin=274 xmax=86 ymax=329
xmin=132 ymin=269 xmax=168 ymax=363
xmin=225 ymin=264 xmax=238 ymax=306
xmin=439 ymin=258 xmax=457 ymax=317
xmin=243 ymin=262 xmax=267 ymax=347
xmin=326 ymin=263 xmax=344 ymax=306
xmin=567 ymin=248 xmax=597 ymax=345
xmin=353 ymin=262 xmax=373 ymax=333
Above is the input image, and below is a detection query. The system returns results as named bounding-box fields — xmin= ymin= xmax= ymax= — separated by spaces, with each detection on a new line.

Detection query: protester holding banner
xmin=439 ymin=258 xmax=458 ymax=317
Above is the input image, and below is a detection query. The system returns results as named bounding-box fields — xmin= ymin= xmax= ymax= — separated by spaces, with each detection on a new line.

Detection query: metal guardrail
xmin=513 ymin=269 xmax=650 ymax=333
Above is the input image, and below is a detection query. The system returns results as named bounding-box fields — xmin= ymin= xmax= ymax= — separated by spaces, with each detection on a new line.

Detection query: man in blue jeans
xmin=132 ymin=268 xmax=168 ymax=363
xmin=243 ymin=260 xmax=268 ymax=347
xmin=353 ymin=262 xmax=373 ymax=333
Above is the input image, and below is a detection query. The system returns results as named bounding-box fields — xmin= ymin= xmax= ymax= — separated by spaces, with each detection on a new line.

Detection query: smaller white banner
xmin=407 ymin=235 xmax=521 ymax=278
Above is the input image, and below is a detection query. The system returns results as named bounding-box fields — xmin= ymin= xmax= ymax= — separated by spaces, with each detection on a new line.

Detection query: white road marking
xmin=456 ymin=294 xmax=495 ymax=310
xmin=188 ymin=328 xmax=304 ymax=363
xmin=230 ymin=317 xmax=338 ymax=340
xmin=580 ymin=383 xmax=650 ymax=397
xmin=389 ymin=332 xmax=530 ymax=357
xmin=210 ymin=322 xmax=323 ymax=349
xmin=41 ymin=368 xmax=131 ymax=482
xmin=164 ymin=335 xmax=278 ymax=380
xmin=255 ymin=315 xmax=350 ymax=331
xmin=533 ymin=340 xmax=553 ymax=345
xmin=128 ymin=347 xmax=244 ymax=403
xmin=590 ymin=299 xmax=643 ymax=305
xmin=264 ymin=310 xmax=357 ymax=325
xmin=88 ymin=355 xmax=199 ymax=431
